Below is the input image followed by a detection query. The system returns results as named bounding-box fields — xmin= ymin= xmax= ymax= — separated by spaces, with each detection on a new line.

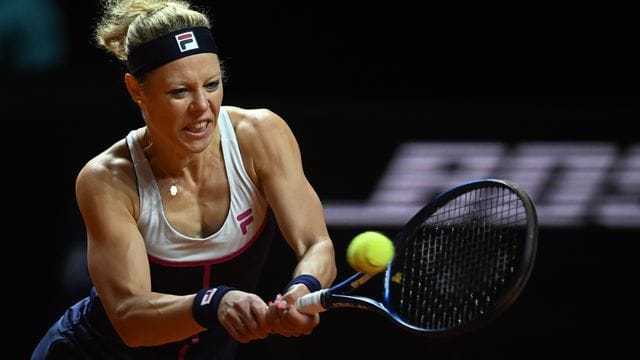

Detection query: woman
xmin=32 ymin=0 xmax=336 ymax=358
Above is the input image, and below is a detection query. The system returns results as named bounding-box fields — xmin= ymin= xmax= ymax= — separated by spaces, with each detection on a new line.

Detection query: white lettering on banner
xmin=323 ymin=142 xmax=640 ymax=228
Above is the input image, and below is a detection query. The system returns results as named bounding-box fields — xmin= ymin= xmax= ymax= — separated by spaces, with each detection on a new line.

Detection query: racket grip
xmin=295 ymin=289 xmax=328 ymax=314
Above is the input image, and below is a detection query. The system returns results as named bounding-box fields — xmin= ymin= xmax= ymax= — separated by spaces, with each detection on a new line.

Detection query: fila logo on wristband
xmin=175 ymin=31 xmax=198 ymax=52
xmin=201 ymin=288 xmax=217 ymax=305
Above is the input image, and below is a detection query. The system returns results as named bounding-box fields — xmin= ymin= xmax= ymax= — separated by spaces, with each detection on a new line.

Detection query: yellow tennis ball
xmin=347 ymin=231 xmax=395 ymax=274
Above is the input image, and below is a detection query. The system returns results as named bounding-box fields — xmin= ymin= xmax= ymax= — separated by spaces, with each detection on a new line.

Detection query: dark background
xmin=4 ymin=0 xmax=638 ymax=358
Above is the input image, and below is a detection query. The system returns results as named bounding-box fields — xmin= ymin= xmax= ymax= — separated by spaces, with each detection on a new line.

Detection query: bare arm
xmin=234 ymin=108 xmax=336 ymax=339
xmin=77 ymin=151 xmax=203 ymax=347
xmin=239 ymin=109 xmax=337 ymax=290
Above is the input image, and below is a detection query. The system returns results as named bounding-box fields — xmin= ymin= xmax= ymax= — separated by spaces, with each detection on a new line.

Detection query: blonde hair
xmin=95 ymin=0 xmax=210 ymax=61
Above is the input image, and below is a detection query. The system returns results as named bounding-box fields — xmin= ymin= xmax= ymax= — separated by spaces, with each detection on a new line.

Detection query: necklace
xmin=155 ymin=167 xmax=179 ymax=197
xmin=169 ymin=180 xmax=178 ymax=196
xmin=156 ymin=168 xmax=179 ymax=197
xmin=152 ymin=166 xmax=179 ymax=197
xmin=142 ymin=130 xmax=179 ymax=197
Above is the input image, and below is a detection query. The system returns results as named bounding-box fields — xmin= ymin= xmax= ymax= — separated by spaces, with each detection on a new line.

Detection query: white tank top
xmin=126 ymin=107 xmax=268 ymax=266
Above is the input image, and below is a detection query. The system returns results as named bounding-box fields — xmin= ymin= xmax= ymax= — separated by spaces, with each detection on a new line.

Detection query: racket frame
xmin=298 ymin=178 xmax=538 ymax=337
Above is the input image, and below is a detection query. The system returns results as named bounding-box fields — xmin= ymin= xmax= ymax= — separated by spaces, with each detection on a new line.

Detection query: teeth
xmin=187 ymin=121 xmax=207 ymax=132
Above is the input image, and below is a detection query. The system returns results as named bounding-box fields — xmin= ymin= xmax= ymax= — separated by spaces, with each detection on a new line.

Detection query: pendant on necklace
xmin=169 ymin=180 xmax=178 ymax=196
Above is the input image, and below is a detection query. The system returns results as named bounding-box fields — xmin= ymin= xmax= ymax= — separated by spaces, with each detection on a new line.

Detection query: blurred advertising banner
xmin=324 ymin=142 xmax=639 ymax=228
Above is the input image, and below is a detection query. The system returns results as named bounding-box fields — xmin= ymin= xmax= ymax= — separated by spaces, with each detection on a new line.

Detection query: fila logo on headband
xmin=175 ymin=31 xmax=199 ymax=52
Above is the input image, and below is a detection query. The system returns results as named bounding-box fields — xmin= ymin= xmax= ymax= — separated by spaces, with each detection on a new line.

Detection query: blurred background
xmin=5 ymin=0 xmax=638 ymax=358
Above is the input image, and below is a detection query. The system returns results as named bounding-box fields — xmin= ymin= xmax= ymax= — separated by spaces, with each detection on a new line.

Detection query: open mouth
xmin=185 ymin=120 xmax=210 ymax=134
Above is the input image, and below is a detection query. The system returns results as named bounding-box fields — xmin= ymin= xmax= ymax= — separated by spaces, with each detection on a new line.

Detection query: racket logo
xmin=175 ymin=31 xmax=199 ymax=52
xmin=333 ymin=301 xmax=369 ymax=310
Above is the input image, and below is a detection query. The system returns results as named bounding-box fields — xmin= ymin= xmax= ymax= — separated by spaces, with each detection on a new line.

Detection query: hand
xmin=217 ymin=290 xmax=271 ymax=343
xmin=266 ymin=284 xmax=320 ymax=337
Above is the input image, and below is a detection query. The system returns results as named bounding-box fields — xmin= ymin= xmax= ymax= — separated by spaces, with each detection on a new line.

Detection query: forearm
xmin=109 ymin=292 xmax=203 ymax=347
xmin=291 ymin=237 xmax=337 ymax=288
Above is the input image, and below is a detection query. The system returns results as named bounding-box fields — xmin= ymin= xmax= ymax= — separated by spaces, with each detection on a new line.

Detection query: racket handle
xmin=295 ymin=289 xmax=328 ymax=314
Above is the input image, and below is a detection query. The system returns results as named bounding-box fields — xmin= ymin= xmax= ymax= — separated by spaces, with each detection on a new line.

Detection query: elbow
xmin=118 ymin=329 xmax=145 ymax=348
xmin=109 ymin=306 xmax=146 ymax=347
xmin=111 ymin=317 xmax=141 ymax=348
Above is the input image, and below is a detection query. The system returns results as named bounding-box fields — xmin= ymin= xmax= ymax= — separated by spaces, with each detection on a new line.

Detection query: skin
xmin=76 ymin=52 xmax=336 ymax=346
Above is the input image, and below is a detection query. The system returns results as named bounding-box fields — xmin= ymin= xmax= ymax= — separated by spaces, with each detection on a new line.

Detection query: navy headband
xmin=127 ymin=27 xmax=217 ymax=77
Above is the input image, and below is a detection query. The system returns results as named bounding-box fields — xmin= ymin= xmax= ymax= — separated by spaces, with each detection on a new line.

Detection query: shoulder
xmin=222 ymin=105 xmax=300 ymax=184
xmin=75 ymin=138 xmax=137 ymax=204
xmin=223 ymin=105 xmax=291 ymax=139
xmin=224 ymin=105 xmax=298 ymax=153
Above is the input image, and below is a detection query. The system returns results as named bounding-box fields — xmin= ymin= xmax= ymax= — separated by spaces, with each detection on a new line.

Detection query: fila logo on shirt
xmin=175 ymin=31 xmax=199 ymax=52
xmin=236 ymin=208 xmax=254 ymax=235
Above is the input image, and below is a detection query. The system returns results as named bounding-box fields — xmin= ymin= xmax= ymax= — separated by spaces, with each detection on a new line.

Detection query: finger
xmin=236 ymin=318 xmax=269 ymax=343
xmin=272 ymin=294 xmax=289 ymax=311
xmin=221 ymin=318 xmax=251 ymax=344
xmin=265 ymin=304 xmax=284 ymax=329
xmin=243 ymin=316 xmax=269 ymax=340
xmin=238 ymin=302 xmax=271 ymax=340
xmin=284 ymin=310 xmax=319 ymax=335
xmin=251 ymin=302 xmax=271 ymax=335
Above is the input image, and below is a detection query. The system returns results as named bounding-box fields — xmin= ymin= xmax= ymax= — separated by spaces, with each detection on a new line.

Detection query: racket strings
xmin=392 ymin=185 xmax=528 ymax=331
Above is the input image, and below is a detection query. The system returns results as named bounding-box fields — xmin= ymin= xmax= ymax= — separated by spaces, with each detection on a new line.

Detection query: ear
xmin=124 ymin=73 xmax=143 ymax=104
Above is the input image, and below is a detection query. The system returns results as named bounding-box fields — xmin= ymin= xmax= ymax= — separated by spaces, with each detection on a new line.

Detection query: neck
xmin=139 ymin=128 xmax=185 ymax=197
xmin=137 ymin=127 xmax=219 ymax=197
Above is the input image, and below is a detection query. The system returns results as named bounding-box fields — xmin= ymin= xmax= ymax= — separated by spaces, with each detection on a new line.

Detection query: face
xmin=132 ymin=53 xmax=223 ymax=155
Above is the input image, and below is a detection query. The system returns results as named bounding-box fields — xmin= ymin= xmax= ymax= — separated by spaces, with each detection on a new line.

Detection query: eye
xmin=205 ymin=80 xmax=220 ymax=91
xmin=170 ymin=88 xmax=188 ymax=98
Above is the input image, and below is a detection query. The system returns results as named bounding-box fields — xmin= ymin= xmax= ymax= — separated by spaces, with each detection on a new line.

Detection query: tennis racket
xmin=296 ymin=178 xmax=538 ymax=337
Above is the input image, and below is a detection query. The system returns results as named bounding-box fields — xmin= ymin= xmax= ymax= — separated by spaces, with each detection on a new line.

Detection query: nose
xmin=190 ymin=90 xmax=209 ymax=112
